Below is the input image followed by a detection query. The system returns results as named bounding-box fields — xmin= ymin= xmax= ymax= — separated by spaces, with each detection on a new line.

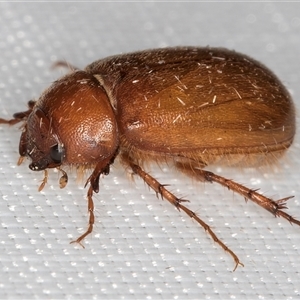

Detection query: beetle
xmin=0 ymin=47 xmax=298 ymax=271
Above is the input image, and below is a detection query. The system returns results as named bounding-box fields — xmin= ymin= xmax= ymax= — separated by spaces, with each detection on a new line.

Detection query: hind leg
xmin=175 ymin=161 xmax=300 ymax=226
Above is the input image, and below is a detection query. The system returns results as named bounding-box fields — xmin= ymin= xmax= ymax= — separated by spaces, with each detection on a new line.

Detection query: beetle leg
xmin=70 ymin=178 xmax=97 ymax=248
xmin=51 ymin=61 xmax=79 ymax=71
xmin=0 ymin=117 xmax=24 ymax=125
xmin=0 ymin=100 xmax=35 ymax=125
xmin=121 ymin=153 xmax=243 ymax=271
xmin=71 ymin=156 xmax=113 ymax=247
xmin=70 ymin=184 xmax=94 ymax=248
xmin=175 ymin=162 xmax=300 ymax=226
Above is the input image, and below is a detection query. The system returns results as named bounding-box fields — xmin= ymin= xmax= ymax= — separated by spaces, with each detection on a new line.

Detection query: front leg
xmin=120 ymin=152 xmax=244 ymax=271
xmin=70 ymin=156 xmax=113 ymax=247
xmin=0 ymin=100 xmax=36 ymax=125
xmin=70 ymin=184 xmax=95 ymax=248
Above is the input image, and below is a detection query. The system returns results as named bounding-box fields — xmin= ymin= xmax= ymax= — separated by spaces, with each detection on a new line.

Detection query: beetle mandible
xmin=0 ymin=47 xmax=298 ymax=271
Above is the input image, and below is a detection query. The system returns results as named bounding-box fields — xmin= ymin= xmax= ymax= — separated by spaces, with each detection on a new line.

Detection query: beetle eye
xmin=50 ymin=144 xmax=64 ymax=164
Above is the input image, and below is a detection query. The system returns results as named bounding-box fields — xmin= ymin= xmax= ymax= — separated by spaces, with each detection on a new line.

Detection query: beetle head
xmin=20 ymin=71 xmax=118 ymax=171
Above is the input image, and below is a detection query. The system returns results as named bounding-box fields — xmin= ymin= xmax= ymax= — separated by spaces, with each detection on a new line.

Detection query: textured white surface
xmin=0 ymin=2 xmax=300 ymax=299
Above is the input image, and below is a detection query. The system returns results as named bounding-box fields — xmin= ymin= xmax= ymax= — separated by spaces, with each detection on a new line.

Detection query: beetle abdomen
xmin=87 ymin=47 xmax=295 ymax=166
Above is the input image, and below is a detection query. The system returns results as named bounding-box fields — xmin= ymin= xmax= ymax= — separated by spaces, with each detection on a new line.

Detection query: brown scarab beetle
xmin=0 ymin=47 xmax=298 ymax=271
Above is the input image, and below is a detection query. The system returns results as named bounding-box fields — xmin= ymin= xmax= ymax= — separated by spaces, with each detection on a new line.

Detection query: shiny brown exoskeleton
xmin=0 ymin=47 xmax=298 ymax=271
